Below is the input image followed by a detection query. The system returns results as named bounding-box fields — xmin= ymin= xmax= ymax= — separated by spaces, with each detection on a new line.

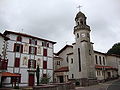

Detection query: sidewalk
xmin=75 ymin=79 xmax=120 ymax=90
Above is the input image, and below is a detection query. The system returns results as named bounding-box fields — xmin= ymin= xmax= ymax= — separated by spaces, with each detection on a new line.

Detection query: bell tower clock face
xmin=81 ymin=33 xmax=86 ymax=37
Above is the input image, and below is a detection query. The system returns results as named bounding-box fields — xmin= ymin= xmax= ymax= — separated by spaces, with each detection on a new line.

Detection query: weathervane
xmin=77 ymin=5 xmax=82 ymax=12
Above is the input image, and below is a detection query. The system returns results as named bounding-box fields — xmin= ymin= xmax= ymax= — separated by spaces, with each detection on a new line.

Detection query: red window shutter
xmin=21 ymin=45 xmax=23 ymax=53
xmin=17 ymin=36 xmax=22 ymax=42
xmin=29 ymin=39 xmax=31 ymax=44
xmin=43 ymin=49 xmax=47 ymax=56
xmin=35 ymin=47 xmax=37 ymax=55
xmin=34 ymin=60 xmax=36 ymax=68
xmin=3 ymin=59 xmax=8 ymax=70
xmin=43 ymin=61 xmax=47 ymax=69
xmin=35 ymin=40 xmax=37 ymax=45
xmin=28 ymin=60 xmax=31 ymax=68
xmin=14 ymin=58 xmax=20 ymax=67
xmin=1 ymin=60 xmax=4 ymax=69
xmin=29 ymin=46 xmax=31 ymax=54
xmin=16 ymin=37 xmax=19 ymax=41
xmin=14 ymin=43 xmax=17 ymax=52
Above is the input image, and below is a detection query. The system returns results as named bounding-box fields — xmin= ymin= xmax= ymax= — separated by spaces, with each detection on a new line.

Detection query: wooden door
xmin=28 ymin=74 xmax=34 ymax=86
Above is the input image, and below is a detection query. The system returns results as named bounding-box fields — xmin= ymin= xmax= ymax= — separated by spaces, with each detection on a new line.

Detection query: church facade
xmin=54 ymin=11 xmax=120 ymax=85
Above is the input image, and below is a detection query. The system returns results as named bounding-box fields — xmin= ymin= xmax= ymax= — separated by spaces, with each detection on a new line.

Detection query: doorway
xmin=59 ymin=76 xmax=64 ymax=83
xmin=107 ymin=72 xmax=111 ymax=78
xmin=28 ymin=74 xmax=34 ymax=86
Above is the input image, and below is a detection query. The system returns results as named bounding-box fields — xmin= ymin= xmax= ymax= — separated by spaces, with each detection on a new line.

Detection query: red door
xmin=28 ymin=74 xmax=34 ymax=86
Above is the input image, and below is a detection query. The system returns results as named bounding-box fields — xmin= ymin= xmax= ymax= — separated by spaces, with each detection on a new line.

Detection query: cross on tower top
xmin=77 ymin=5 xmax=82 ymax=12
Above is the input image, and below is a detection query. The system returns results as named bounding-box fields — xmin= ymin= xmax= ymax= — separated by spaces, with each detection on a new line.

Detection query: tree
xmin=36 ymin=65 xmax=40 ymax=86
xmin=107 ymin=42 xmax=120 ymax=55
xmin=40 ymin=74 xmax=51 ymax=84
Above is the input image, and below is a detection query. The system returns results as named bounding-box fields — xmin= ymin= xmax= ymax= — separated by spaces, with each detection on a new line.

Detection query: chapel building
xmin=54 ymin=11 xmax=120 ymax=86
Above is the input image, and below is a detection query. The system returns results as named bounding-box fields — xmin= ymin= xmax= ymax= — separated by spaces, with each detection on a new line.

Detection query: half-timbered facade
xmin=1 ymin=30 xmax=56 ymax=86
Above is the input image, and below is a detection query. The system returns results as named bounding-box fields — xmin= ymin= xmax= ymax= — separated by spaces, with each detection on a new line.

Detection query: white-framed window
xmin=97 ymin=71 xmax=101 ymax=76
xmin=57 ymin=61 xmax=60 ymax=65
xmin=71 ymin=58 xmax=73 ymax=64
xmin=103 ymin=57 xmax=105 ymax=65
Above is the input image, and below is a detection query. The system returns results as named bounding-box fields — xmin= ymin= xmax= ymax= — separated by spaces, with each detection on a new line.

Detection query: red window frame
xmin=43 ymin=61 xmax=47 ymax=69
xmin=0 ymin=59 xmax=8 ymax=70
xmin=14 ymin=58 xmax=20 ymax=67
xmin=29 ymin=46 xmax=37 ymax=55
xmin=14 ymin=43 xmax=23 ymax=53
xmin=16 ymin=36 xmax=22 ymax=42
xmin=43 ymin=48 xmax=47 ymax=56
xmin=29 ymin=39 xmax=37 ymax=45
xmin=28 ymin=59 xmax=36 ymax=68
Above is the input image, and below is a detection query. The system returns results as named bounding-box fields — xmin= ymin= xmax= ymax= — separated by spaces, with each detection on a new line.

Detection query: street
xmin=107 ymin=79 xmax=120 ymax=90
xmin=76 ymin=79 xmax=120 ymax=90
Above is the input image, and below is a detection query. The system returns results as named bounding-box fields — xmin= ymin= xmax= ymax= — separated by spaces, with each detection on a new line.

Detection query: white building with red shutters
xmin=0 ymin=30 xmax=56 ymax=86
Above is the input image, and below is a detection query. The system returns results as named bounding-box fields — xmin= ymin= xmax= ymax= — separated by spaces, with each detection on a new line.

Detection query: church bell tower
xmin=73 ymin=11 xmax=96 ymax=81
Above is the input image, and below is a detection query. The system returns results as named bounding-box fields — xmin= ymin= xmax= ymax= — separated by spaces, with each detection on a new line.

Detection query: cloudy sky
xmin=0 ymin=0 xmax=120 ymax=53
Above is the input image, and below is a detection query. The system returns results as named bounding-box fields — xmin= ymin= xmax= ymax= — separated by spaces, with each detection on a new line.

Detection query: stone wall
xmin=33 ymin=82 xmax=75 ymax=90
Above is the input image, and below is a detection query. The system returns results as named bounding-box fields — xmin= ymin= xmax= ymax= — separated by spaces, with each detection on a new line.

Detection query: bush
xmin=40 ymin=74 xmax=51 ymax=84
xmin=40 ymin=77 xmax=50 ymax=84
xmin=14 ymin=86 xmax=19 ymax=89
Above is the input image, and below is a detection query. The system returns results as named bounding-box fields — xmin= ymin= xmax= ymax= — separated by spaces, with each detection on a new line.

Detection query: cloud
xmin=0 ymin=0 xmax=120 ymax=53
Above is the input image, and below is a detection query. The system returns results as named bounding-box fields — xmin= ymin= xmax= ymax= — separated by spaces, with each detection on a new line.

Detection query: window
xmin=77 ymin=33 xmax=79 ymax=38
xmin=16 ymin=36 xmax=22 ymax=42
xmin=14 ymin=43 xmax=23 ymax=53
xmin=11 ymin=77 xmax=21 ymax=83
xmin=103 ymin=57 xmax=105 ymax=65
xmin=71 ymin=58 xmax=73 ymax=64
xmin=29 ymin=46 xmax=37 ymax=55
xmin=43 ymin=61 xmax=47 ymax=69
xmin=97 ymin=71 xmax=101 ymax=76
xmin=77 ymin=22 xmax=80 ymax=25
xmin=42 ymin=41 xmax=49 ymax=47
xmin=95 ymin=55 xmax=98 ymax=64
xmin=28 ymin=59 xmax=36 ymax=68
xmin=29 ymin=39 xmax=37 ymax=45
xmin=99 ymin=56 xmax=102 ymax=65
xmin=78 ymin=48 xmax=81 ymax=72
xmin=42 ymin=42 xmax=44 ymax=46
xmin=14 ymin=58 xmax=20 ymax=67
xmin=89 ymin=50 xmax=91 ymax=55
xmin=66 ymin=56 xmax=68 ymax=63
xmin=87 ymin=33 xmax=90 ymax=38
xmin=43 ymin=48 xmax=47 ymax=56
xmin=80 ymin=20 xmax=83 ymax=25
xmin=72 ymin=74 xmax=74 ymax=78
xmin=57 ymin=61 xmax=60 ymax=65
xmin=47 ymin=43 xmax=49 ymax=47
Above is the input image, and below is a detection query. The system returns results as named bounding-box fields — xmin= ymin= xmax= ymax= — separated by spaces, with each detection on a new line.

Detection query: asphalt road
xmin=76 ymin=79 xmax=120 ymax=90
xmin=107 ymin=79 xmax=120 ymax=90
